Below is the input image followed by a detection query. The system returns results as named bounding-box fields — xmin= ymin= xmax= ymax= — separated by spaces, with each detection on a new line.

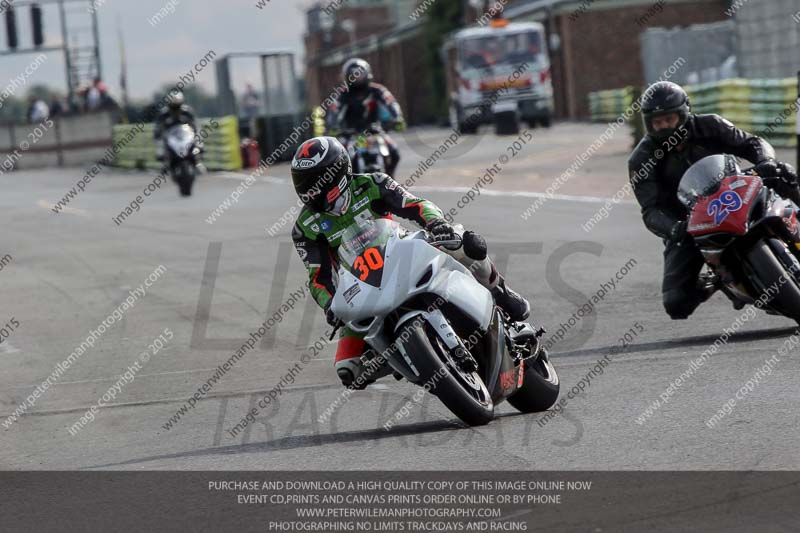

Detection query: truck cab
xmin=443 ymin=20 xmax=554 ymax=134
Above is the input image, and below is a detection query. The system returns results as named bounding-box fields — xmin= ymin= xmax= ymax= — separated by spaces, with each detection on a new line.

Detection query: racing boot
xmin=335 ymin=348 xmax=391 ymax=390
xmin=491 ymin=274 xmax=531 ymax=322
xmin=336 ymin=357 xmax=370 ymax=389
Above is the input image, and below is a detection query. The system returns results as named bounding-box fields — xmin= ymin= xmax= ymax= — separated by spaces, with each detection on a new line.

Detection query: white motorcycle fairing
xmin=330 ymin=225 xmax=494 ymax=383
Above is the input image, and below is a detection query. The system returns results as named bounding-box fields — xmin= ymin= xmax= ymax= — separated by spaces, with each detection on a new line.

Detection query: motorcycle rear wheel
xmin=398 ymin=321 xmax=494 ymax=427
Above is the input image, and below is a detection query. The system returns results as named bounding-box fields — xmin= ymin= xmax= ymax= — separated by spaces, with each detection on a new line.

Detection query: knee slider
xmin=462 ymin=231 xmax=487 ymax=261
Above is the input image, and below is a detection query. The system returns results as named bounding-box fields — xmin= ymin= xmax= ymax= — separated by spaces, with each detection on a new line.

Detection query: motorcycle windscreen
xmin=678 ymin=154 xmax=742 ymax=207
xmin=338 ymin=219 xmax=397 ymax=287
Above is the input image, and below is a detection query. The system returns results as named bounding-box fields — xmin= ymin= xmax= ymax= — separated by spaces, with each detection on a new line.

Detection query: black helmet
xmin=291 ymin=136 xmax=353 ymax=214
xmin=641 ymin=81 xmax=690 ymax=141
xmin=342 ymin=58 xmax=372 ymax=91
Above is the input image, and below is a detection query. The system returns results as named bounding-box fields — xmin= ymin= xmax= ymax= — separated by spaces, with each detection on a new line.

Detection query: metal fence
xmin=640 ymin=19 xmax=738 ymax=85
xmin=735 ymin=0 xmax=800 ymax=79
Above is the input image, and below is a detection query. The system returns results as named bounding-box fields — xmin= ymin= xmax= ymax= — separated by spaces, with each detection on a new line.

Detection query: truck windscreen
xmin=459 ymin=31 xmax=542 ymax=70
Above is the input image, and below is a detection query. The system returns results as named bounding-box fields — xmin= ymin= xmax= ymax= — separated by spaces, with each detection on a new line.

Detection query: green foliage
xmin=0 ymin=95 xmax=27 ymax=122
xmin=421 ymin=0 xmax=464 ymax=119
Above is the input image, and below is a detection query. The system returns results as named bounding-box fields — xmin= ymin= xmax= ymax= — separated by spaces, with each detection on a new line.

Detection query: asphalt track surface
xmin=2 ymin=123 xmax=799 ymax=472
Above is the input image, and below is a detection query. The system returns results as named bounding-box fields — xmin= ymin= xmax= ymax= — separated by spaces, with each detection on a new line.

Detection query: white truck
xmin=443 ymin=20 xmax=554 ymax=135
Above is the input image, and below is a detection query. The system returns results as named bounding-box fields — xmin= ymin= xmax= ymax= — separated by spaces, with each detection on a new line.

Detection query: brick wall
xmin=550 ymin=0 xmax=729 ymax=118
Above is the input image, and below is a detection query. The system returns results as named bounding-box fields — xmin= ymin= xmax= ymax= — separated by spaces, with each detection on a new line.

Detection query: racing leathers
xmin=629 ymin=112 xmax=799 ymax=319
xmin=154 ymin=104 xmax=197 ymax=141
xmin=291 ymin=172 xmax=526 ymax=386
xmin=326 ymin=83 xmax=405 ymax=176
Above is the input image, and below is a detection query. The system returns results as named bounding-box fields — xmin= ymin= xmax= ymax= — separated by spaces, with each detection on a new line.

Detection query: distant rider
xmin=154 ymin=90 xmax=200 ymax=162
xmin=325 ymin=58 xmax=405 ymax=177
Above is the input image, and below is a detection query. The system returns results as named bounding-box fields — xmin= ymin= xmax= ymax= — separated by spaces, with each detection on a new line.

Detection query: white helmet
xmin=167 ymin=90 xmax=185 ymax=110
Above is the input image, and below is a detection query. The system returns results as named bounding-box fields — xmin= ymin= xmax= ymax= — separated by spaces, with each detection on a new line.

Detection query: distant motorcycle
xmin=338 ymin=127 xmax=391 ymax=174
xmin=329 ymin=218 xmax=560 ymax=426
xmin=162 ymin=124 xmax=202 ymax=196
xmin=679 ymin=154 xmax=800 ymax=321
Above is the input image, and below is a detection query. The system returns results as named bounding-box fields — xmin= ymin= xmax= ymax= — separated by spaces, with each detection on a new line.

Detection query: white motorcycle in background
xmin=163 ymin=124 xmax=202 ymax=196
xmin=330 ymin=218 xmax=560 ymax=426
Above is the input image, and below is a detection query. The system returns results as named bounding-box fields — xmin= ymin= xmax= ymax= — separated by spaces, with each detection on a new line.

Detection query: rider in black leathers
xmin=629 ymin=81 xmax=800 ymax=320
xmin=325 ymin=58 xmax=404 ymax=177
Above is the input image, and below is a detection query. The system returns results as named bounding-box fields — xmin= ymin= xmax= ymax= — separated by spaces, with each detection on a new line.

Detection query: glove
xmin=325 ymin=304 xmax=342 ymax=328
xmin=668 ymin=220 xmax=688 ymax=242
xmin=778 ymin=161 xmax=798 ymax=181
xmin=761 ymin=160 xmax=798 ymax=189
xmin=426 ymin=219 xmax=456 ymax=241
xmin=754 ymin=159 xmax=779 ymax=178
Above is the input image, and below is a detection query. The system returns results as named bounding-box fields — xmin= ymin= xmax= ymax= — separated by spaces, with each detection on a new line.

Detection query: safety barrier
xmin=111 ymin=116 xmax=242 ymax=170
xmin=684 ymin=78 xmax=797 ymax=148
xmin=588 ymin=79 xmax=798 ymax=148
xmin=588 ymin=87 xmax=636 ymax=123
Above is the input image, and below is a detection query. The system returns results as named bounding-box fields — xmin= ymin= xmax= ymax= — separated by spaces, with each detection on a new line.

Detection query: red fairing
xmin=687 ymin=176 xmax=763 ymax=237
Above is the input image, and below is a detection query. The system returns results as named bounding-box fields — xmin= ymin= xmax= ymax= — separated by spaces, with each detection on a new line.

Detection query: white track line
xmin=36 ymin=199 xmax=90 ymax=216
xmin=213 ymin=171 xmax=287 ymax=184
xmin=413 ymin=185 xmax=634 ymax=204
xmin=209 ymin=172 xmax=631 ymax=205
xmin=0 ymin=342 xmax=20 ymax=354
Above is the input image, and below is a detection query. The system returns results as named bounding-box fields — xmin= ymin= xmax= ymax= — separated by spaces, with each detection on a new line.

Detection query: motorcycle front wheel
xmin=507 ymin=351 xmax=560 ymax=413
xmin=397 ymin=321 xmax=494 ymax=427
xmin=745 ymin=238 xmax=800 ymax=321
xmin=176 ymin=161 xmax=195 ymax=197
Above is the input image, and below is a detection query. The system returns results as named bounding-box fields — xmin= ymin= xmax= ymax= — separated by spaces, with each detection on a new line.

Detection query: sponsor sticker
xmin=292 ymin=138 xmax=330 ymax=169
xmin=351 ymin=197 xmax=370 ymax=212
xmin=343 ymin=283 xmax=361 ymax=304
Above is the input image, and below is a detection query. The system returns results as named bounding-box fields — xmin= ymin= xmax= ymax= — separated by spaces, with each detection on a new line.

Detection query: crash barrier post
xmin=589 ymin=79 xmax=798 ymax=149
xmin=111 ymin=116 xmax=242 ymax=171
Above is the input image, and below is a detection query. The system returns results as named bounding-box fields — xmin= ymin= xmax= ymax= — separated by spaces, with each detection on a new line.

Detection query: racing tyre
xmin=507 ymin=351 xmax=560 ymax=413
xmin=450 ymin=103 xmax=478 ymax=135
xmin=745 ymin=238 xmax=800 ymax=321
xmin=177 ymin=162 xmax=195 ymax=197
xmin=397 ymin=321 xmax=494 ymax=426
xmin=494 ymin=110 xmax=519 ymax=135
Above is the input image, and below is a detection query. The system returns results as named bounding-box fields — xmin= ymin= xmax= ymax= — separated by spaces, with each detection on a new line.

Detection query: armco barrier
xmin=112 ymin=116 xmax=242 ymax=171
xmin=588 ymin=79 xmax=797 ymax=148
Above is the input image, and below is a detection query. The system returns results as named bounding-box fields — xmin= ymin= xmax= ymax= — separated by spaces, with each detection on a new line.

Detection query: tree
xmin=421 ymin=0 xmax=465 ymax=120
